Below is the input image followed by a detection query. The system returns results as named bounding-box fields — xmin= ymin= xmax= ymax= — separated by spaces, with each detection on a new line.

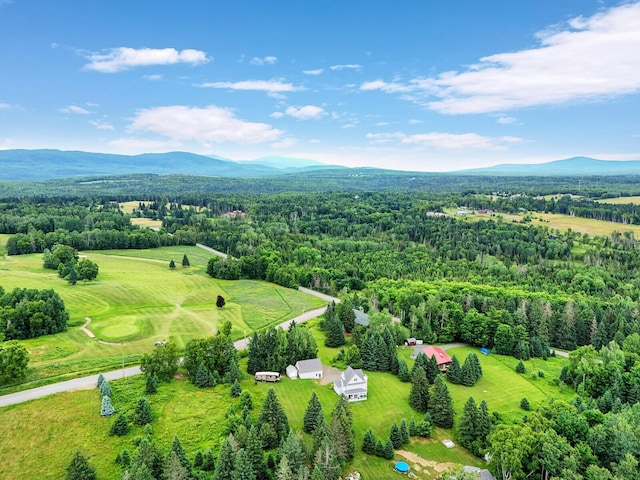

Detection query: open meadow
xmin=0 ymin=333 xmax=571 ymax=480
xmin=596 ymin=195 xmax=640 ymax=205
xmin=0 ymin=244 xmax=325 ymax=392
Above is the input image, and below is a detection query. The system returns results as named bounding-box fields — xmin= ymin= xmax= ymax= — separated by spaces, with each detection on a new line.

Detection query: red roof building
xmin=422 ymin=346 xmax=452 ymax=372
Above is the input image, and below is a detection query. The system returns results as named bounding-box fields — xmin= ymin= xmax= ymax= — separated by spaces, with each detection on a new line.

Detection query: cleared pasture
xmin=0 ymin=245 xmax=325 ymax=391
xmin=596 ymin=195 xmax=640 ymax=205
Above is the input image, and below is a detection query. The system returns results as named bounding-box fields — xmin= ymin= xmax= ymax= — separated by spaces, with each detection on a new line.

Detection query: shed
xmin=286 ymin=364 xmax=298 ymax=379
xmin=405 ymin=338 xmax=417 ymax=346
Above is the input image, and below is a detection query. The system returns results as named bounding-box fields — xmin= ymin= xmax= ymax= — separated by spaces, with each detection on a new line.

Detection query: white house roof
xmin=295 ymin=358 xmax=323 ymax=374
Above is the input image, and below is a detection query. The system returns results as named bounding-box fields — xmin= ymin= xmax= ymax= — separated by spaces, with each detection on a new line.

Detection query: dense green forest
xmin=6 ymin=179 xmax=640 ymax=479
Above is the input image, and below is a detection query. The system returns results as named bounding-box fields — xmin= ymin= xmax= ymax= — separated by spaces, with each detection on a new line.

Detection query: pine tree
xmin=460 ymin=359 xmax=476 ymax=386
xmin=516 ymin=360 xmax=526 ymax=373
xmin=411 ymin=352 xmax=429 ymax=377
xmin=409 ymin=366 xmax=430 ymax=413
xmin=425 ymin=354 xmax=441 ymax=384
xmin=313 ymin=439 xmax=341 ymax=480
xmin=99 ymin=379 xmax=112 ymax=397
xmin=170 ymin=435 xmax=193 ymax=475
xmin=194 ymin=450 xmax=203 ymax=468
xmin=337 ymin=298 xmax=356 ymax=333
xmin=246 ymin=425 xmax=266 ymax=480
xmin=233 ymin=449 xmax=256 ymax=480
xmin=202 ymin=449 xmax=215 ymax=472
xmin=277 ymin=431 xmax=306 ymax=477
xmin=446 ymin=355 xmax=462 ymax=384
xmin=169 ymin=259 xmax=176 ymax=269
xmin=383 ymin=438 xmax=395 ymax=460
xmin=213 ymin=437 xmax=237 ymax=480
xmin=398 ymin=359 xmax=411 ymax=382
xmin=247 ymin=332 xmax=262 ymax=374
xmin=409 ymin=417 xmax=417 ymax=436
xmin=324 ymin=314 xmax=346 ymax=348
xmin=181 ymin=254 xmax=190 ymax=267
xmin=520 ymin=397 xmax=531 ymax=411
xmin=400 ymin=418 xmax=410 ymax=445
xmin=362 ymin=428 xmax=376 ymax=454
xmin=66 ymin=450 xmax=97 ymax=480
xmin=230 ymin=380 xmax=242 ymax=398
xmin=258 ymin=388 xmax=289 ymax=444
xmin=145 ymin=373 xmax=158 ymax=394
xmin=216 ymin=295 xmax=226 ymax=308
xmin=457 ymin=397 xmax=478 ymax=450
xmin=101 ymin=395 xmax=115 ymax=416
xmin=134 ymin=398 xmax=153 ymax=425
xmin=109 ymin=413 xmax=130 ymax=436
xmin=275 ymin=456 xmax=293 ymax=480
xmin=361 ymin=330 xmax=379 ymax=371
xmin=96 ymin=373 xmax=105 ymax=388
xmin=390 ymin=422 xmax=402 ymax=449
xmin=374 ymin=438 xmax=385 ymax=458
xmin=329 ymin=395 xmax=355 ymax=462
xmin=194 ymin=362 xmax=214 ymax=388
xmin=165 ymin=451 xmax=190 ymax=480
xmin=303 ymin=390 xmax=324 ymax=434
xmin=428 ymin=375 xmax=454 ymax=429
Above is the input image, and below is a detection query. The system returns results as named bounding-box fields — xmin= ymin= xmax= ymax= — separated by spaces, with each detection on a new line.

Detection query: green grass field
xmin=596 ymin=196 xmax=640 ymax=205
xmin=0 ymin=245 xmax=325 ymax=392
xmin=0 ymin=337 xmax=572 ymax=480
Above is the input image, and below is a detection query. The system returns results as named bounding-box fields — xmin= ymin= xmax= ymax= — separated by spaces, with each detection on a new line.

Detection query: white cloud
xmin=367 ymin=131 xmax=522 ymax=150
xmin=127 ymin=105 xmax=282 ymax=144
xmin=197 ymin=79 xmax=303 ymax=93
xmin=89 ymin=120 xmax=115 ymax=130
xmin=375 ymin=122 xmax=391 ymax=126
xmin=362 ymin=2 xmax=640 ymax=114
xmin=284 ymin=105 xmax=326 ymax=120
xmin=303 ymin=69 xmax=323 ymax=75
xmin=309 ymin=139 xmax=321 ymax=144
xmin=143 ymin=74 xmax=164 ymax=81
xmin=59 ymin=105 xmax=92 ymax=115
xmin=272 ymin=137 xmax=297 ymax=149
xmin=251 ymin=56 xmax=277 ymax=65
xmin=408 ymin=119 xmax=423 ymax=125
xmin=84 ymin=47 xmax=209 ymax=73
xmin=270 ymin=111 xmax=285 ymax=119
xmin=497 ymin=116 xmax=518 ymax=125
xmin=0 ymin=103 xmax=14 ymax=110
xmin=330 ymin=64 xmax=362 ymax=71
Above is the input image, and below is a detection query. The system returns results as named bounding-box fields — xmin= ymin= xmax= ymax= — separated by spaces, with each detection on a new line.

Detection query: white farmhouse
xmin=333 ymin=366 xmax=368 ymax=402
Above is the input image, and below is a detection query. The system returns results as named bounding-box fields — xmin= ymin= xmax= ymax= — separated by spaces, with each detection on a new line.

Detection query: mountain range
xmin=0 ymin=150 xmax=639 ymax=181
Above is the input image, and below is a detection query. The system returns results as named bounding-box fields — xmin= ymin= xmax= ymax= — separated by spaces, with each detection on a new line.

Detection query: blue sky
xmin=1 ymin=0 xmax=639 ymax=172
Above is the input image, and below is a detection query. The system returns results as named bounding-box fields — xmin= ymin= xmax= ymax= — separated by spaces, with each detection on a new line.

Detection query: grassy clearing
xmin=596 ymin=196 xmax=640 ymax=205
xmin=0 ymin=246 xmax=325 ymax=392
xmin=0 ymin=333 xmax=571 ymax=480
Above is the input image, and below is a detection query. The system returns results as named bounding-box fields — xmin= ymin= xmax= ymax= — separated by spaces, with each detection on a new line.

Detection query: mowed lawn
xmin=0 ymin=331 xmax=572 ymax=480
xmin=0 ymin=245 xmax=325 ymax=391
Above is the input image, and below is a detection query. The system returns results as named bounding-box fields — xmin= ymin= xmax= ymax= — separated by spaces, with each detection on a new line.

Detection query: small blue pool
xmin=394 ymin=461 xmax=410 ymax=474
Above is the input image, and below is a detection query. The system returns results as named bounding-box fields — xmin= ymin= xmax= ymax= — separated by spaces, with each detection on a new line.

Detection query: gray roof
xmin=354 ymin=309 xmax=369 ymax=326
xmin=295 ymin=358 xmax=323 ymax=374
xmin=342 ymin=366 xmax=365 ymax=384
xmin=464 ymin=467 xmax=496 ymax=480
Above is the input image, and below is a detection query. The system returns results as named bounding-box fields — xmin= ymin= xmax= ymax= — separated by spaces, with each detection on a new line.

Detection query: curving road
xmin=0 ymin=287 xmax=338 ymax=408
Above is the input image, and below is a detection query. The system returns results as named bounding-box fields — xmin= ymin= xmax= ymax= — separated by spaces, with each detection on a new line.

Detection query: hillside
xmin=459 ymin=156 xmax=640 ymax=176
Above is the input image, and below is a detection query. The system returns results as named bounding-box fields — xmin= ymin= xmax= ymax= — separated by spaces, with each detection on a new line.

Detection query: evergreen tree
xmin=165 ymin=451 xmax=190 ymax=480
xmin=134 ymin=398 xmax=153 ymax=425
xmin=233 ymin=449 xmax=256 ymax=480
xmin=99 ymin=379 xmax=112 ymax=397
xmin=409 ymin=417 xmax=417 ymax=436
xmin=109 ymin=413 xmax=130 ymax=436
xmin=447 ymin=355 xmax=463 ymax=384
xmin=390 ymin=422 xmax=402 ymax=449
xmin=145 ymin=373 xmax=158 ymax=395
xmin=398 ymin=359 xmax=411 ymax=382
xmin=202 ymin=449 xmax=215 ymax=472
xmin=217 ymin=295 xmax=226 ymax=308
xmin=169 ymin=259 xmax=176 ymax=269
xmin=343 ymin=344 xmax=363 ymax=369
xmin=324 ymin=314 xmax=346 ymax=348
xmin=303 ymin=390 xmax=324 ymax=434
xmin=337 ymin=298 xmax=356 ymax=333
xmin=425 ymin=354 xmax=441 ymax=384
xmin=194 ymin=450 xmax=204 ymax=468
xmin=360 ymin=330 xmax=379 ymax=371
xmin=374 ymin=438 xmax=385 ymax=458
xmin=329 ymin=395 xmax=355 ymax=462
xmin=96 ymin=373 xmax=105 ymax=388
xmin=230 ymin=380 xmax=242 ymax=398
xmin=194 ymin=362 xmax=215 ymax=388
xmin=383 ymin=438 xmax=395 ymax=460
xmin=133 ymin=437 xmax=164 ymax=480
xmin=101 ymin=395 xmax=115 ymax=416
xmin=409 ymin=366 xmax=430 ymax=413
xmin=247 ymin=332 xmax=262 ymax=374
xmin=258 ymin=388 xmax=289 ymax=445
xmin=170 ymin=435 xmax=193 ymax=476
xmin=246 ymin=425 xmax=267 ymax=480
xmin=66 ymin=450 xmax=97 ymax=480
xmin=376 ymin=334 xmax=391 ymax=371
xmin=68 ymin=266 xmax=78 ymax=285
xmin=411 ymin=352 xmax=429 ymax=377
xmin=516 ymin=360 xmax=526 ymax=373
xmin=457 ymin=397 xmax=479 ymax=451
xmin=313 ymin=439 xmax=341 ymax=480
xmin=182 ymin=254 xmax=190 ymax=267
xmin=520 ymin=397 xmax=531 ymax=411
xmin=460 ymin=360 xmax=476 ymax=386
xmin=362 ymin=428 xmax=376 ymax=454
xmin=400 ymin=418 xmax=410 ymax=445
xmin=475 ymin=400 xmax=491 ymax=456
xmin=428 ymin=375 xmax=454 ymax=429
xmin=213 ymin=436 xmax=237 ymax=480
xmin=260 ymin=422 xmax=278 ymax=450
xmin=277 ymin=431 xmax=306 ymax=477
xmin=275 ymin=456 xmax=293 ymax=480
